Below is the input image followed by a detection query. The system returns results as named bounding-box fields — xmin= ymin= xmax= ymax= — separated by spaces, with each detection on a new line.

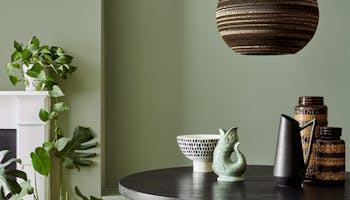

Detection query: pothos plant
xmin=4 ymin=36 xmax=101 ymax=200
xmin=6 ymin=36 xmax=76 ymax=91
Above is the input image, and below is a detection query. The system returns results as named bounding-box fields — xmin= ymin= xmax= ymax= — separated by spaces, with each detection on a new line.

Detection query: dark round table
xmin=119 ymin=165 xmax=350 ymax=200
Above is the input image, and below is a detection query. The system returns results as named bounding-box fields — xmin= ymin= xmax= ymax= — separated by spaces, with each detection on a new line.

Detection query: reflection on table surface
xmin=120 ymin=166 xmax=349 ymax=200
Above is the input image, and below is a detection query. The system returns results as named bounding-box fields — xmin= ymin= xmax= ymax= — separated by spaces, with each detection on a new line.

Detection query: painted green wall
xmin=0 ymin=0 xmax=102 ymax=199
xmin=105 ymin=0 xmax=350 ymax=192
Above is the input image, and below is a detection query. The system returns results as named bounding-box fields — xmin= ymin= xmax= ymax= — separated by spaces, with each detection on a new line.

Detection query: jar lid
xmin=298 ymin=96 xmax=324 ymax=105
xmin=320 ymin=127 xmax=342 ymax=137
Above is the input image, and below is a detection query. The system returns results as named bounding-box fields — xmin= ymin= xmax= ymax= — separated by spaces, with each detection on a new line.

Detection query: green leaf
xmin=46 ymin=75 xmax=56 ymax=83
xmin=75 ymin=160 xmax=93 ymax=166
xmin=5 ymin=178 xmax=22 ymax=195
xmin=62 ymin=157 xmax=74 ymax=169
xmin=90 ymin=196 xmax=102 ymax=200
xmin=0 ymin=150 xmax=9 ymax=163
xmin=30 ymin=147 xmax=50 ymax=176
xmin=23 ymin=60 xmax=30 ymax=66
xmin=50 ymin=111 xmax=58 ymax=120
xmin=11 ymin=181 xmax=34 ymax=199
xmin=35 ymin=83 xmax=44 ymax=91
xmin=78 ymin=142 xmax=97 ymax=150
xmin=30 ymin=63 xmax=44 ymax=72
xmin=74 ymin=152 xmax=96 ymax=158
xmin=0 ymin=186 xmax=5 ymax=200
xmin=74 ymin=186 xmax=101 ymax=200
xmin=37 ymin=70 xmax=47 ymax=81
xmin=43 ymin=141 xmax=55 ymax=151
xmin=5 ymin=169 xmax=27 ymax=181
xmin=56 ymin=126 xmax=97 ymax=170
xmin=26 ymin=70 xmax=39 ymax=78
xmin=14 ymin=41 xmax=22 ymax=52
xmin=50 ymin=46 xmax=58 ymax=54
xmin=11 ymin=51 xmax=21 ymax=62
xmin=23 ymin=79 xmax=29 ymax=88
xmin=6 ymin=63 xmax=20 ymax=71
xmin=39 ymin=108 xmax=50 ymax=122
xmin=40 ymin=48 xmax=51 ymax=54
xmin=55 ymin=55 xmax=73 ymax=64
xmin=57 ymin=66 xmax=68 ymax=79
xmin=31 ymin=36 xmax=40 ymax=49
xmin=53 ymin=102 xmax=70 ymax=112
xmin=42 ymin=53 xmax=53 ymax=62
xmin=21 ymin=49 xmax=32 ymax=61
xmin=49 ymin=85 xmax=64 ymax=97
xmin=0 ymin=150 xmax=26 ymax=195
xmin=26 ymin=63 xmax=44 ymax=78
xmin=1 ymin=158 xmax=21 ymax=169
xmin=57 ymin=47 xmax=65 ymax=55
xmin=74 ymin=186 xmax=89 ymax=200
xmin=69 ymin=65 xmax=77 ymax=73
xmin=55 ymin=137 xmax=69 ymax=152
xmin=9 ymin=75 xmax=18 ymax=86
xmin=54 ymin=126 xmax=62 ymax=136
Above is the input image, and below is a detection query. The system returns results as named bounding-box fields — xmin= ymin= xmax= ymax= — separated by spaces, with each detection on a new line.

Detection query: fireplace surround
xmin=0 ymin=91 xmax=50 ymax=199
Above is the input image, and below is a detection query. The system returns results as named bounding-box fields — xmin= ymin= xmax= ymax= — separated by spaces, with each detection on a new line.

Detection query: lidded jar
xmin=294 ymin=96 xmax=327 ymax=181
xmin=315 ymin=127 xmax=345 ymax=185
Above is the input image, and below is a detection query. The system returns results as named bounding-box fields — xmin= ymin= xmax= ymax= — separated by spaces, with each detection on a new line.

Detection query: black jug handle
xmin=299 ymin=118 xmax=317 ymax=175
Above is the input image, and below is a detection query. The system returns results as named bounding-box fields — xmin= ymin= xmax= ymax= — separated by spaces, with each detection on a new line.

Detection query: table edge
xmin=119 ymin=182 xmax=177 ymax=200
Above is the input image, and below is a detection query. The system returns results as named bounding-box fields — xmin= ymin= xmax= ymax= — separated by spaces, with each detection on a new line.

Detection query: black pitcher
xmin=273 ymin=114 xmax=316 ymax=187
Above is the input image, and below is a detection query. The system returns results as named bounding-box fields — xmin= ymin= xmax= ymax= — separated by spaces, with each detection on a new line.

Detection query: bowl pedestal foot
xmin=193 ymin=161 xmax=212 ymax=173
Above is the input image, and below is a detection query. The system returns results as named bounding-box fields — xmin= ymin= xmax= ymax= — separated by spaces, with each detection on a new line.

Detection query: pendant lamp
xmin=216 ymin=0 xmax=319 ymax=55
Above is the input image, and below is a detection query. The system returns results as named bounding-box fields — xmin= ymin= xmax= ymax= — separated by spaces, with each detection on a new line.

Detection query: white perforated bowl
xmin=177 ymin=134 xmax=220 ymax=172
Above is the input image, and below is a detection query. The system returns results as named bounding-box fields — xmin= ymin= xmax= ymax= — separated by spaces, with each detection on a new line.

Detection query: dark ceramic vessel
xmin=216 ymin=0 xmax=319 ymax=55
xmin=294 ymin=96 xmax=328 ymax=181
xmin=274 ymin=115 xmax=316 ymax=187
xmin=316 ymin=127 xmax=346 ymax=185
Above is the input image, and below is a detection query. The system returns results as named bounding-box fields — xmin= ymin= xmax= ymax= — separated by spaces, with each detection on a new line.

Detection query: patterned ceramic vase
xmin=315 ymin=127 xmax=345 ymax=185
xmin=294 ymin=96 xmax=327 ymax=181
xmin=215 ymin=0 xmax=319 ymax=55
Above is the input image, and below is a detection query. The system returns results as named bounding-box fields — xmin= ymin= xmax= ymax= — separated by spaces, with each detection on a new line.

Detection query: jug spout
xmin=273 ymin=114 xmax=317 ymax=187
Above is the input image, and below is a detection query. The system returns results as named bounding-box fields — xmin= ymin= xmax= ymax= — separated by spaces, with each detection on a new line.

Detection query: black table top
xmin=119 ymin=165 xmax=350 ymax=200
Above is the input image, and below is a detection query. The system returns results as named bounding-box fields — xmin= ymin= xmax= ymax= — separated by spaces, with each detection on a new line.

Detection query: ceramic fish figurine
xmin=212 ymin=127 xmax=247 ymax=182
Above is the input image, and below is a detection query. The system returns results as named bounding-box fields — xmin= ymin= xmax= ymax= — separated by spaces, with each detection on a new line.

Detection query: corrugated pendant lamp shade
xmin=216 ymin=0 xmax=319 ymax=55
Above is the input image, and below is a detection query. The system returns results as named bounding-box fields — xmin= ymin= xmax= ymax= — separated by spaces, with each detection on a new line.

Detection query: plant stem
xmin=59 ymin=159 xmax=63 ymax=200
xmin=53 ymin=97 xmax=59 ymax=141
xmin=34 ymin=172 xmax=39 ymax=200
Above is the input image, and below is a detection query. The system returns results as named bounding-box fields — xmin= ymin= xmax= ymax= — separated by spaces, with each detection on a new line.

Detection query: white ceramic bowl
xmin=177 ymin=134 xmax=220 ymax=172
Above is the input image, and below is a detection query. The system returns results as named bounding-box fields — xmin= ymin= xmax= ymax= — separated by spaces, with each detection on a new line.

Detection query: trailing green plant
xmin=4 ymin=36 xmax=100 ymax=199
xmin=5 ymin=36 xmax=76 ymax=91
xmin=5 ymin=36 xmax=75 ymax=141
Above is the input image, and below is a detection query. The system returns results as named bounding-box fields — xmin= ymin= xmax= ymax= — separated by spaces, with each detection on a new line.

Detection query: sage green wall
xmin=0 ymin=0 xmax=102 ymax=199
xmin=105 ymin=0 xmax=350 ymax=192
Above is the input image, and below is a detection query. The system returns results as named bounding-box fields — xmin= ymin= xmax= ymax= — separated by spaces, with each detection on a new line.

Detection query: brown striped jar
xmin=315 ymin=127 xmax=345 ymax=185
xmin=294 ymin=96 xmax=327 ymax=181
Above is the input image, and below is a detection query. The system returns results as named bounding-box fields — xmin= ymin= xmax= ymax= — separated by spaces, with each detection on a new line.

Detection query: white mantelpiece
xmin=0 ymin=91 xmax=50 ymax=199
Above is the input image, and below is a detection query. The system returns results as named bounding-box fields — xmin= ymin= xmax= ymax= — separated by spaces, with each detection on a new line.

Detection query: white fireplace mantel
xmin=0 ymin=91 xmax=50 ymax=199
